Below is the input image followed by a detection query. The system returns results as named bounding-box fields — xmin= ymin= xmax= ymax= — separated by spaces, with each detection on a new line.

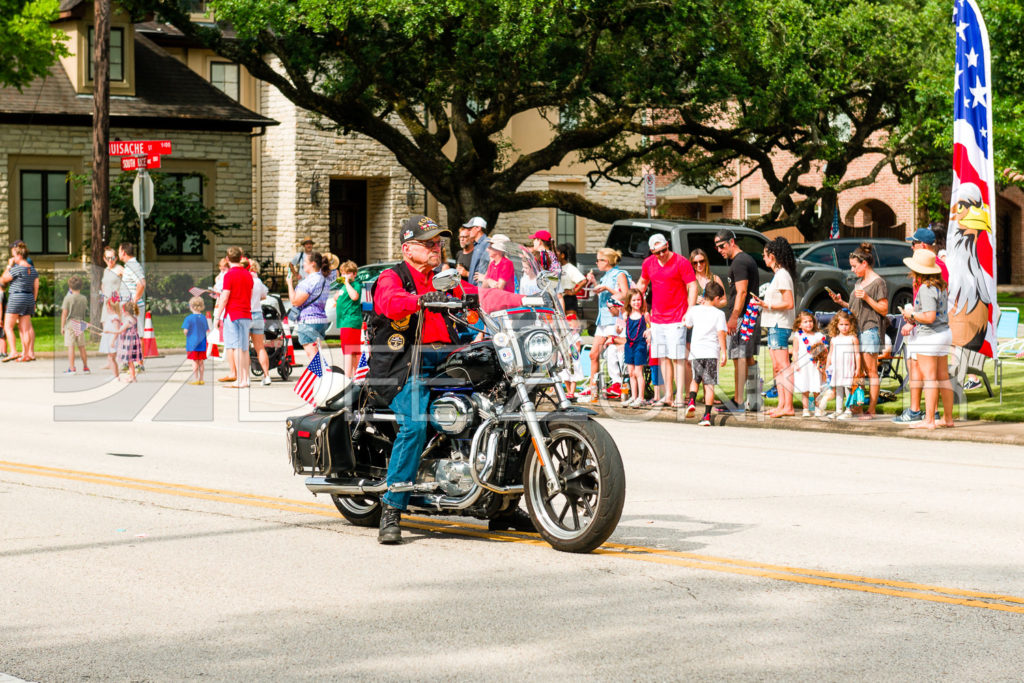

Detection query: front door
xmin=329 ymin=179 xmax=367 ymax=265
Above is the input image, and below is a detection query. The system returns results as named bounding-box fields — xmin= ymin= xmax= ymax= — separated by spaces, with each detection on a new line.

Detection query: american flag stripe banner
xmin=949 ymin=0 xmax=998 ymax=357
xmin=293 ymin=351 xmax=324 ymax=405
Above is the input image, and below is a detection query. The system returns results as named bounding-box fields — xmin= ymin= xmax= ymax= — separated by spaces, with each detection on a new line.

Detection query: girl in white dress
xmin=826 ymin=310 xmax=861 ymax=419
xmin=791 ymin=311 xmax=826 ymax=416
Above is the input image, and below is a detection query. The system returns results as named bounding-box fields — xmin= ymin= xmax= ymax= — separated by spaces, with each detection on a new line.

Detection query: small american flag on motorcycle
xmin=294 ymin=352 xmax=324 ymax=405
xmin=353 ymin=323 xmax=369 ymax=382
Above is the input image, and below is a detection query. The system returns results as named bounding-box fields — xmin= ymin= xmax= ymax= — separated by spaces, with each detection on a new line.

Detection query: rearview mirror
xmin=432 ymin=268 xmax=461 ymax=292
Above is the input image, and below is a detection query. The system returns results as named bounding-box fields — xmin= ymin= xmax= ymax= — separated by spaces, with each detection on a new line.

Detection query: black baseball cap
xmin=400 ymin=215 xmax=451 ymax=244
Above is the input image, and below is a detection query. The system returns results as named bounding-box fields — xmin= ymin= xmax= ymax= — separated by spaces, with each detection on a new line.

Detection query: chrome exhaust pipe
xmin=305 ymin=477 xmax=388 ymax=495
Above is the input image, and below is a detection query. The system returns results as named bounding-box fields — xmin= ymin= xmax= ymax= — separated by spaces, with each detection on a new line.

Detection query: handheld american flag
xmin=829 ymin=207 xmax=840 ymax=240
xmin=949 ymin=0 xmax=998 ymax=357
xmin=188 ymin=287 xmax=209 ymax=298
xmin=293 ymin=352 xmax=324 ymax=405
xmin=67 ymin=319 xmax=90 ymax=336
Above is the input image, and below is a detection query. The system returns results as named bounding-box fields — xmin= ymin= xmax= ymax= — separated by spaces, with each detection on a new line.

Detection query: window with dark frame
xmin=155 ymin=174 xmax=205 ymax=256
xmin=555 ymin=209 xmax=576 ymax=248
xmin=210 ymin=62 xmax=239 ymax=101
xmin=88 ymin=27 xmax=124 ymax=82
xmin=20 ymin=171 xmax=70 ymax=255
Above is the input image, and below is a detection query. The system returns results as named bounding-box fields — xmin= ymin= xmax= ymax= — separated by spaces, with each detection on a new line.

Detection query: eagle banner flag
xmin=949 ymin=0 xmax=998 ymax=357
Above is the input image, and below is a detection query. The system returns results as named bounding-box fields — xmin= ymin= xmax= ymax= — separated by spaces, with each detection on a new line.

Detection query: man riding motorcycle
xmin=367 ymin=215 xmax=463 ymax=544
xmin=368 ymin=215 xmax=536 ymax=544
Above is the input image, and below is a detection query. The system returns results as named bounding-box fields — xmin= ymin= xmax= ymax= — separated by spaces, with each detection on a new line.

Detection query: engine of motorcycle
xmin=429 ymin=393 xmax=476 ymax=435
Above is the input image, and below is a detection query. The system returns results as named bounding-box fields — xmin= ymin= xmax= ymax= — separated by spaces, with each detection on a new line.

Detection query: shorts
xmin=595 ymin=323 xmax=622 ymax=339
xmin=727 ymin=325 xmax=760 ymax=360
xmin=223 ymin=317 xmax=253 ymax=349
xmin=623 ymin=342 xmax=648 ymax=366
xmin=691 ymin=357 xmax=719 ymax=386
xmin=339 ymin=327 xmax=361 ymax=354
xmin=187 ymin=350 xmax=207 ymax=361
xmin=64 ymin=329 xmax=86 ymax=349
xmin=767 ymin=326 xmax=791 ymax=350
xmin=650 ymin=322 xmax=687 ymax=360
xmin=650 ymin=364 xmax=661 ymax=385
xmin=859 ymin=327 xmax=881 ymax=354
xmin=907 ymin=329 xmax=952 ymax=358
xmin=296 ymin=321 xmax=330 ymax=346
xmin=249 ymin=312 xmax=265 ymax=336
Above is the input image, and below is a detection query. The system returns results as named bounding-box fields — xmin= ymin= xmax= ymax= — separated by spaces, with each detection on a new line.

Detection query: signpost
xmin=643 ymin=173 xmax=657 ymax=218
xmin=109 ymin=140 xmax=172 ymax=282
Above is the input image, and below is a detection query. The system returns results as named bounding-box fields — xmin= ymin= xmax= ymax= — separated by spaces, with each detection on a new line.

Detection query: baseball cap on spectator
xmin=400 ymin=215 xmax=451 ymax=244
xmin=906 ymin=228 xmax=936 ymax=245
xmin=488 ymin=233 xmax=512 ymax=253
xmin=462 ymin=216 xmax=487 ymax=230
xmin=300 ymin=237 xmax=314 ymax=246
xmin=648 ymin=233 xmax=669 ymax=251
xmin=530 ymin=229 xmax=552 ymax=242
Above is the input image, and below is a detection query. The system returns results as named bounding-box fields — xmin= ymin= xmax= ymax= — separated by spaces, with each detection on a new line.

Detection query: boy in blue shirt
xmin=182 ymin=296 xmax=209 ymax=385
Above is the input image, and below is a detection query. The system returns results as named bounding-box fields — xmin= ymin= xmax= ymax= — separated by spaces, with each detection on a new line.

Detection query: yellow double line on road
xmin=4 ymin=459 xmax=1024 ymax=615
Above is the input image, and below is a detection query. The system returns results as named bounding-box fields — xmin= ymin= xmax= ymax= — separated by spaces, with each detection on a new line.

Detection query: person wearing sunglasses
xmin=689 ymin=248 xmax=724 ymax=305
xmin=368 ymin=215 xmax=467 ymax=544
xmin=635 ymin=233 xmax=697 ymax=411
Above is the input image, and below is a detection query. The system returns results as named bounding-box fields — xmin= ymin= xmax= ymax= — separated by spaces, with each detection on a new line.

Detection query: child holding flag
xmin=60 ymin=276 xmax=91 ymax=374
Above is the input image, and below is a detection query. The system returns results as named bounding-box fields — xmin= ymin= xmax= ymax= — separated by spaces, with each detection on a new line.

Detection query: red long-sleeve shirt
xmin=374 ymin=264 xmax=463 ymax=343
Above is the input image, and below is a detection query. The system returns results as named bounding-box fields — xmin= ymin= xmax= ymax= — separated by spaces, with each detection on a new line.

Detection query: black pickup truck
xmin=574 ymin=219 xmax=849 ymax=334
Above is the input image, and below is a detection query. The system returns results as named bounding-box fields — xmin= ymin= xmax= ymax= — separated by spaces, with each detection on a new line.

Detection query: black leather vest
xmin=365 ymin=262 xmax=459 ymax=405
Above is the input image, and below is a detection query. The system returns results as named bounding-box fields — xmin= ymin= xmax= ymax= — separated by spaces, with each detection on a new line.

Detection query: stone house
xmin=0 ymin=0 xmax=274 ymax=283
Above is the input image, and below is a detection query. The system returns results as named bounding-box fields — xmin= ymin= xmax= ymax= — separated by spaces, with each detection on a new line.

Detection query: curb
xmin=585 ymin=400 xmax=1024 ymax=447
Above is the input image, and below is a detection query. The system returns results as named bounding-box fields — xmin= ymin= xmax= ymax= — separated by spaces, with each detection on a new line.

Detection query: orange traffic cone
xmin=141 ymin=311 xmax=160 ymax=357
xmin=208 ymin=314 xmax=221 ymax=359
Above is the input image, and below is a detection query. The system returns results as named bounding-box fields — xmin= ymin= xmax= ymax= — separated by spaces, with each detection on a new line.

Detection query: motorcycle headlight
xmin=523 ymin=331 xmax=555 ymax=365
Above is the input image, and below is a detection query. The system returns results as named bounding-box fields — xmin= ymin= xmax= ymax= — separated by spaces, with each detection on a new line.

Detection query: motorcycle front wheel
xmin=523 ymin=417 xmax=625 ymax=553
xmin=331 ymin=494 xmax=381 ymax=527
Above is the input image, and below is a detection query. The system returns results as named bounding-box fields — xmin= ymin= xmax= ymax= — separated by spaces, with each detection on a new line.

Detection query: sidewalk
xmin=631 ymin=401 xmax=1024 ymax=447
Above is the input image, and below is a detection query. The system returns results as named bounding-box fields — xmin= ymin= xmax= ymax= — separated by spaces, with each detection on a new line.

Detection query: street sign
xmin=121 ymin=154 xmax=162 ymax=172
xmin=643 ymin=173 xmax=657 ymax=208
xmin=132 ymin=173 xmax=155 ymax=219
xmin=109 ymin=140 xmax=172 ymax=156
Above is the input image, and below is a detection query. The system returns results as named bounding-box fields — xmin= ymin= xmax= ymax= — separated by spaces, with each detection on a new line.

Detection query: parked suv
xmin=791 ymin=238 xmax=914 ymax=311
xmin=575 ymin=219 xmax=849 ymax=334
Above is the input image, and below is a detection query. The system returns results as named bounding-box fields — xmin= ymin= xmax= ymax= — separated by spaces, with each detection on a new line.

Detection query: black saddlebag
xmin=286 ymin=410 xmax=355 ymax=476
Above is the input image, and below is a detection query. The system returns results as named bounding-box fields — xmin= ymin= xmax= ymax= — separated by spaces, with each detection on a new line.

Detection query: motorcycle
xmin=251 ymin=294 xmax=293 ymax=381
xmin=285 ymin=248 xmax=625 ymax=553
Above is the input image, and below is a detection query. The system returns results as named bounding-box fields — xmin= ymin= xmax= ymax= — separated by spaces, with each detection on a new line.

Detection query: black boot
xmin=488 ymin=506 xmax=537 ymax=532
xmin=378 ymin=503 xmax=403 ymax=544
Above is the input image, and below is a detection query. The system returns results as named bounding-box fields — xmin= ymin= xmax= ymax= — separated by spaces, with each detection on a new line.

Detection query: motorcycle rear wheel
xmin=523 ymin=418 xmax=625 ymax=553
xmin=331 ymin=494 xmax=381 ymax=527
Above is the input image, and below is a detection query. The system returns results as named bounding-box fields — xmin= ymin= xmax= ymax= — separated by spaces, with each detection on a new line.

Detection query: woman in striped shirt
xmin=1 ymin=241 xmax=39 ymax=362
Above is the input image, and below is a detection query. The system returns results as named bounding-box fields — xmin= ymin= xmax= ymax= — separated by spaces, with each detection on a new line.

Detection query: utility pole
xmin=90 ymin=0 xmax=110 ymax=327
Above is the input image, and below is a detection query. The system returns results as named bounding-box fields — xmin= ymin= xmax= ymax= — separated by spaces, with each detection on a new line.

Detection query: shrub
xmin=151 ymin=272 xmax=194 ymax=300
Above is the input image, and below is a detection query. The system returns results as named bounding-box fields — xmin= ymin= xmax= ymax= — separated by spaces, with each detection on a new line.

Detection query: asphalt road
xmin=2 ymin=355 xmax=1024 ymax=680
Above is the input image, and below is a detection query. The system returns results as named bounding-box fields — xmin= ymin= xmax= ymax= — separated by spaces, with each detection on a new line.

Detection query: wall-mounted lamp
xmin=310 ymin=172 xmax=322 ymax=207
xmin=405 ymin=176 xmax=420 ymax=211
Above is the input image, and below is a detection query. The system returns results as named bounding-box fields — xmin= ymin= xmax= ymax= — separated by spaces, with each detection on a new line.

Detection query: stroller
xmin=250 ymin=293 xmax=294 ymax=381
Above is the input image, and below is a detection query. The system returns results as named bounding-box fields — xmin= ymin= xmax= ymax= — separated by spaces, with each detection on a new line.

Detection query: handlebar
xmin=422 ymin=299 xmax=464 ymax=309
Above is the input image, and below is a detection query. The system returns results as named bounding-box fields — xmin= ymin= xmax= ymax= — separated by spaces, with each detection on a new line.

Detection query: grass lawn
xmin=23 ymin=314 xmax=202 ymax=354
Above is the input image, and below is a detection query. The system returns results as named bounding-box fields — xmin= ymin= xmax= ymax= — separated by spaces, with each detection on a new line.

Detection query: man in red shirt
xmin=214 ymin=246 xmax=254 ymax=389
xmin=636 ymin=233 xmax=697 ymax=411
xmin=368 ymin=215 xmax=462 ymax=544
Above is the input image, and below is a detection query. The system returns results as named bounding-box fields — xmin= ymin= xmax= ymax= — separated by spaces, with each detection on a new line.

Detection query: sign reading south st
xmin=120 ymin=154 xmax=162 ymax=172
xmin=108 ymin=140 xmax=172 ymax=156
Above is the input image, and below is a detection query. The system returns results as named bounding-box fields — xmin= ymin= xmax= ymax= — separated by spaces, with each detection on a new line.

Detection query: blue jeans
xmin=382 ymin=349 xmax=448 ymax=510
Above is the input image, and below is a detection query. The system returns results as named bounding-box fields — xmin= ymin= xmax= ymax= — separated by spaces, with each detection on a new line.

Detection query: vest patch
xmin=391 ymin=315 xmax=411 ymax=331
xmin=387 ymin=333 xmax=405 ymax=351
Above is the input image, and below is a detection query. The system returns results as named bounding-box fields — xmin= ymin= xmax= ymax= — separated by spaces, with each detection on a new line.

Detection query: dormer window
xmin=88 ymin=27 xmax=124 ymax=82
